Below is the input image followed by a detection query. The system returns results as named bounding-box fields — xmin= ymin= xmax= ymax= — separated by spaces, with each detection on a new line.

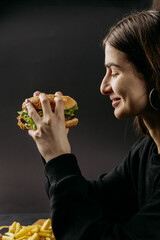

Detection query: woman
xmin=26 ymin=10 xmax=160 ymax=239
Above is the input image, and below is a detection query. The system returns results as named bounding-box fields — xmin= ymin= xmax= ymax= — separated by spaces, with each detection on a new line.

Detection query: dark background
xmin=0 ymin=0 xmax=152 ymax=213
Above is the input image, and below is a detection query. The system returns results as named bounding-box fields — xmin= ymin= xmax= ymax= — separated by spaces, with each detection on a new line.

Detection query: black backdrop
xmin=0 ymin=0 xmax=151 ymax=213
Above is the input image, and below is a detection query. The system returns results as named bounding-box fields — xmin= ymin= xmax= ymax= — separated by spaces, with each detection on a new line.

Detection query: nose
xmin=100 ymin=73 xmax=113 ymax=95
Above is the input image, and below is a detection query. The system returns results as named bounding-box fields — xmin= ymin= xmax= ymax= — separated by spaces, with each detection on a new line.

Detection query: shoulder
xmin=129 ymin=135 xmax=155 ymax=157
xmin=117 ymin=136 xmax=154 ymax=176
xmin=121 ymin=136 xmax=155 ymax=177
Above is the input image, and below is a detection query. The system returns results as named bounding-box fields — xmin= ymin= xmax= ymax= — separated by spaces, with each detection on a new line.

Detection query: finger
xmin=33 ymin=91 xmax=41 ymax=97
xmin=54 ymin=96 xmax=65 ymax=121
xmin=26 ymin=100 xmax=41 ymax=123
xmin=39 ymin=93 xmax=52 ymax=116
xmin=28 ymin=129 xmax=34 ymax=138
xmin=28 ymin=129 xmax=40 ymax=139
xmin=55 ymin=91 xmax=63 ymax=96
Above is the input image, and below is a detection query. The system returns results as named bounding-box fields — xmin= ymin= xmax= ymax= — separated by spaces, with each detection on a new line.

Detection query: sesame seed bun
xmin=22 ymin=94 xmax=77 ymax=111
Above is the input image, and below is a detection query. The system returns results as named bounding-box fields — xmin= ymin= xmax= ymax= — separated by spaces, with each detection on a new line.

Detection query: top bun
xmin=22 ymin=94 xmax=77 ymax=110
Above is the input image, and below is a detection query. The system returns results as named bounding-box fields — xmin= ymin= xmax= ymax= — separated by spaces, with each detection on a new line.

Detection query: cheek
xmin=130 ymin=93 xmax=148 ymax=110
xmin=124 ymin=89 xmax=148 ymax=117
xmin=111 ymin=76 xmax=127 ymax=97
xmin=113 ymin=83 xmax=126 ymax=98
xmin=129 ymin=82 xmax=148 ymax=105
xmin=118 ymin=83 xmax=147 ymax=104
xmin=115 ymin=87 xmax=148 ymax=119
xmin=112 ymin=75 xmax=148 ymax=108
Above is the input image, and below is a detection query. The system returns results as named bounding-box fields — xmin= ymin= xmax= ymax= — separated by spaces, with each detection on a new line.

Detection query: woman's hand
xmin=26 ymin=91 xmax=71 ymax=162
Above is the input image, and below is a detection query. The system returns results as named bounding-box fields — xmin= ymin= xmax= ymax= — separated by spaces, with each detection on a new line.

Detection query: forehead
xmin=104 ymin=43 xmax=145 ymax=82
xmin=104 ymin=43 xmax=128 ymax=66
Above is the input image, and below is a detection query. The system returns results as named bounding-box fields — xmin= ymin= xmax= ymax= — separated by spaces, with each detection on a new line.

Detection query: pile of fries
xmin=2 ymin=219 xmax=55 ymax=240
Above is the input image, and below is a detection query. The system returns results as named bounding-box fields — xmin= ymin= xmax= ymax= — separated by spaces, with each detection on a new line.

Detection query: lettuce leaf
xmin=18 ymin=111 xmax=37 ymax=130
xmin=18 ymin=105 xmax=78 ymax=130
xmin=64 ymin=105 xmax=78 ymax=116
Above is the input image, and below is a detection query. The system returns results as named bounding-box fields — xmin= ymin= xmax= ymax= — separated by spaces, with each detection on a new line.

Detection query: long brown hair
xmin=103 ymin=10 xmax=160 ymax=135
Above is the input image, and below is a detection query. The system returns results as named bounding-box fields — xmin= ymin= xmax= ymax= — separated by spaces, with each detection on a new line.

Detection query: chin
xmin=114 ymin=109 xmax=133 ymax=120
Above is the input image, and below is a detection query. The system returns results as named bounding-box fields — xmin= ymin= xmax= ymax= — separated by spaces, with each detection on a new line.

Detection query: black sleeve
xmin=44 ymin=151 xmax=160 ymax=240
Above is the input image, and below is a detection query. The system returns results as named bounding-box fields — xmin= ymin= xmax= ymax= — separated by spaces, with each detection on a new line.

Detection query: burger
xmin=17 ymin=94 xmax=78 ymax=130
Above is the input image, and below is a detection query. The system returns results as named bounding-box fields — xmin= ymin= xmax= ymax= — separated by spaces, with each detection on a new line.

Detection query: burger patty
xmin=20 ymin=114 xmax=74 ymax=124
xmin=65 ymin=115 xmax=74 ymax=121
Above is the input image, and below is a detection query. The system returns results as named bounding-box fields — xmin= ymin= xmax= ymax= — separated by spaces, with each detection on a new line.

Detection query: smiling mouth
xmin=111 ymin=98 xmax=121 ymax=108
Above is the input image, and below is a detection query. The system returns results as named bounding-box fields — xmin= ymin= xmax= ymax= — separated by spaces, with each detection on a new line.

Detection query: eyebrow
xmin=104 ymin=62 xmax=121 ymax=68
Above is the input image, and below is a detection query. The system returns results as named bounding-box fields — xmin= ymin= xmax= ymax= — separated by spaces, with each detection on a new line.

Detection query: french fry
xmin=15 ymin=235 xmax=29 ymax=240
xmin=4 ymin=233 xmax=14 ymax=240
xmin=2 ymin=237 xmax=12 ymax=240
xmin=2 ymin=219 xmax=55 ymax=240
xmin=30 ymin=227 xmax=39 ymax=235
xmin=15 ymin=223 xmax=21 ymax=234
xmin=38 ymin=233 xmax=51 ymax=237
xmin=28 ymin=233 xmax=39 ymax=240
xmin=9 ymin=222 xmax=17 ymax=234
xmin=41 ymin=219 xmax=51 ymax=231
xmin=39 ymin=230 xmax=52 ymax=234
xmin=14 ymin=227 xmax=31 ymax=239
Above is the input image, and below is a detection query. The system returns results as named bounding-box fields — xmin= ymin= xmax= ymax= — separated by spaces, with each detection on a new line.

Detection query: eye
xmin=111 ymin=72 xmax=119 ymax=78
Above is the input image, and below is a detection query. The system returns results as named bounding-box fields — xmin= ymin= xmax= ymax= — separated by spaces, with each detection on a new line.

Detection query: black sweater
xmin=43 ymin=136 xmax=160 ymax=239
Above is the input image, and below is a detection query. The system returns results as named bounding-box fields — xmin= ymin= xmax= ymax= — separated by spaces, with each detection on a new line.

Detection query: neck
xmin=142 ymin=111 xmax=160 ymax=153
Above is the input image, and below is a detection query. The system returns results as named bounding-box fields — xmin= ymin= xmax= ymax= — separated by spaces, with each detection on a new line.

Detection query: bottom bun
xmin=65 ymin=118 xmax=78 ymax=128
xmin=17 ymin=117 xmax=78 ymax=130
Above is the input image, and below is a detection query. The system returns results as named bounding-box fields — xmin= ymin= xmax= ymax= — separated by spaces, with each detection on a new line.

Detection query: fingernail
xmin=33 ymin=91 xmax=41 ymax=96
xmin=55 ymin=91 xmax=63 ymax=96
xmin=39 ymin=92 xmax=45 ymax=97
xmin=54 ymin=96 xmax=61 ymax=102
xmin=25 ymin=98 xmax=30 ymax=104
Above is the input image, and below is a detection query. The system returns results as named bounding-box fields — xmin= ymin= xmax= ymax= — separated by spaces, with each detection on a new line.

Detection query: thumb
xmin=28 ymin=129 xmax=35 ymax=138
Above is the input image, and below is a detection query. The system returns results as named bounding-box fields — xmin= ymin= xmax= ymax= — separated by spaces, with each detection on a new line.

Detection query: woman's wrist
xmin=43 ymin=149 xmax=71 ymax=163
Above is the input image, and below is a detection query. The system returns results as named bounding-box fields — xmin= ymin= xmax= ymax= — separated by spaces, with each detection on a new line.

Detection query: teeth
xmin=113 ymin=98 xmax=120 ymax=101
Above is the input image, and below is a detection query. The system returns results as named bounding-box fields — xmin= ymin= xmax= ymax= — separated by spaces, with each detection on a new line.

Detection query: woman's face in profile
xmin=100 ymin=43 xmax=148 ymax=119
